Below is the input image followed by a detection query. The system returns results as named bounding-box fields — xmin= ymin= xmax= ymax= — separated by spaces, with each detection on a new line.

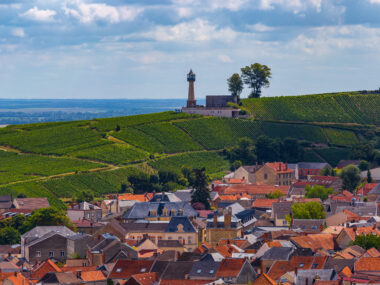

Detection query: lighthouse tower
xmin=186 ymin=69 xmax=196 ymax=108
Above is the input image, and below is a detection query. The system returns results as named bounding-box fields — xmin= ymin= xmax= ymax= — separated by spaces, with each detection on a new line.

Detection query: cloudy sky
xmin=1 ymin=0 xmax=380 ymax=99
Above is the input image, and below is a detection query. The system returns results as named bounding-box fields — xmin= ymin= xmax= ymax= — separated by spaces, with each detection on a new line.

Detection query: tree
xmin=17 ymin=193 xmax=27 ymax=198
xmin=74 ymin=190 xmax=94 ymax=203
xmin=352 ymin=234 xmax=380 ymax=250
xmin=115 ymin=125 xmax=121 ymax=132
xmin=359 ymin=160 xmax=370 ymax=171
xmin=320 ymin=166 xmax=332 ymax=176
xmin=241 ymin=63 xmax=272 ymax=98
xmin=265 ymin=190 xmax=284 ymax=199
xmin=120 ymin=183 xmax=127 ymax=193
xmin=291 ymin=202 xmax=325 ymax=219
xmin=0 ymin=227 xmax=20 ymax=245
xmin=305 ymin=185 xmax=333 ymax=201
xmin=340 ymin=164 xmax=361 ymax=192
xmin=351 ymin=143 xmax=375 ymax=162
xmin=281 ymin=138 xmax=304 ymax=163
xmin=191 ymin=168 xmax=210 ymax=209
xmin=22 ymin=208 xmax=74 ymax=233
xmin=231 ymin=160 xmax=242 ymax=171
xmin=255 ymin=135 xmax=281 ymax=163
xmin=227 ymin=137 xmax=257 ymax=165
xmin=367 ymin=170 xmax=373 ymax=183
xmin=227 ymin=73 xmax=243 ymax=99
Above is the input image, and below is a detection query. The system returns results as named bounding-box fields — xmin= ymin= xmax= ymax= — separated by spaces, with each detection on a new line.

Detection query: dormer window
xmin=149 ymin=210 xmax=157 ymax=216
xmin=177 ymin=224 xmax=184 ymax=232
xmin=162 ymin=207 xmax=168 ymax=216
xmin=141 ymin=268 xmax=146 ymax=273
xmin=178 ymin=209 xmax=184 ymax=216
xmin=171 ymin=209 xmax=176 ymax=216
xmin=116 ymin=268 xmax=121 ymax=273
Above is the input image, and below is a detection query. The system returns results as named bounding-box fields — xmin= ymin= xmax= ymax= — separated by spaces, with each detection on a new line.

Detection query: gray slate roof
xmin=273 ymin=201 xmax=293 ymax=219
xmin=295 ymin=269 xmax=336 ymax=285
xmin=368 ymin=184 xmax=380 ymax=195
xmin=261 ymin=246 xmax=294 ymax=261
xmin=165 ymin=216 xmax=196 ymax=233
xmin=122 ymin=202 xmax=198 ymax=220
xmin=335 ymin=202 xmax=378 ymax=216
xmin=22 ymin=226 xmax=76 ymax=244
xmin=188 ymin=261 xmax=221 ymax=279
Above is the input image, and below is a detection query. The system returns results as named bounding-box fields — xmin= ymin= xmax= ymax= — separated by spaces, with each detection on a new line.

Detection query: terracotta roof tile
xmin=364 ymin=248 xmax=380 ymax=258
xmin=355 ymin=257 xmax=380 ymax=272
xmin=253 ymin=273 xmax=277 ymax=285
xmin=215 ymin=258 xmax=246 ymax=278
xmin=159 ymin=280 xmax=212 ymax=285
xmin=253 ymin=199 xmax=279 ymax=208
xmin=290 ymin=234 xmax=335 ymax=251
xmin=108 ymin=260 xmax=154 ymax=279
xmin=266 ymin=162 xmax=293 ymax=174
xmin=130 ymin=272 xmax=158 ymax=285
xmin=81 ymin=271 xmax=106 ymax=282
xmin=118 ymin=193 xmax=151 ymax=202
xmin=340 ymin=266 xmax=352 ymax=277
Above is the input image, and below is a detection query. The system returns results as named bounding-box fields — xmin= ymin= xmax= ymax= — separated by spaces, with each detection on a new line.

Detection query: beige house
xmin=233 ymin=165 xmax=262 ymax=184
xmin=254 ymin=162 xmax=295 ymax=186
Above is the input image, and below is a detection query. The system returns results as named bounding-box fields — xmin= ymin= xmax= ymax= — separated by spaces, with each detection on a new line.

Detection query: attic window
xmin=312 ymin=263 xmax=318 ymax=268
xmin=116 ymin=268 xmax=121 ymax=273
xmin=299 ymin=263 xmax=304 ymax=268
xmin=141 ymin=268 xmax=146 ymax=273
xmin=209 ymin=270 xmax=214 ymax=274
xmin=311 ymin=226 xmax=317 ymax=229
xmin=197 ymin=269 xmax=202 ymax=274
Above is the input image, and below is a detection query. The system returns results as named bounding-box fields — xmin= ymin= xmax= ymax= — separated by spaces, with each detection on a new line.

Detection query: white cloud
xmin=259 ymin=0 xmax=322 ymax=13
xmin=248 ymin=23 xmax=275 ymax=32
xmin=172 ymin=0 xmax=248 ymax=11
xmin=0 ymin=4 xmax=22 ymax=9
xmin=287 ymin=25 xmax=380 ymax=55
xmin=142 ymin=19 xmax=237 ymax=43
xmin=21 ymin=6 xmax=56 ymax=22
xmin=12 ymin=28 xmax=25 ymax=38
xmin=369 ymin=0 xmax=380 ymax=3
xmin=217 ymin=54 xmax=232 ymax=63
xmin=63 ymin=1 xmax=143 ymax=23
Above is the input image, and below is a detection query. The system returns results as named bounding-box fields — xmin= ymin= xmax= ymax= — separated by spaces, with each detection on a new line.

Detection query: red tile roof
xmin=225 ymin=184 xmax=289 ymax=196
xmin=81 ymin=271 xmax=106 ymax=282
xmin=253 ymin=273 xmax=277 ymax=285
xmin=253 ymin=199 xmax=279 ymax=208
xmin=108 ymin=260 xmax=154 ymax=279
xmin=215 ymin=258 xmax=246 ymax=278
xmin=266 ymin=162 xmax=293 ymax=174
xmin=32 ymin=259 xmax=61 ymax=279
xmin=228 ymin=178 xmax=245 ymax=184
xmin=290 ymin=234 xmax=335 ymax=251
xmin=358 ymin=183 xmax=378 ymax=196
xmin=212 ymin=185 xmax=228 ymax=194
xmin=129 ymin=272 xmax=158 ymax=285
xmin=118 ymin=193 xmax=152 ymax=202
xmin=159 ymin=280 xmax=212 ymax=285
xmin=355 ymin=257 xmax=380 ymax=272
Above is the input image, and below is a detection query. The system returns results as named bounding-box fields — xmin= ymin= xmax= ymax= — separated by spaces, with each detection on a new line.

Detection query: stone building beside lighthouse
xmin=182 ymin=69 xmax=240 ymax=118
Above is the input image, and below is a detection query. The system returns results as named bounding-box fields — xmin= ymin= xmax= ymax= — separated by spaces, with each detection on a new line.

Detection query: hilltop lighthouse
xmin=186 ymin=69 xmax=196 ymax=108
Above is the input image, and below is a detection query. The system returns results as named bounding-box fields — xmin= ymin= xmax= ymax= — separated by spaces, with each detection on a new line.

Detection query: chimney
xmin=213 ymin=214 xmax=218 ymax=228
xmin=295 ymin=267 xmax=298 ymax=276
xmin=320 ymin=224 xmax=323 ymax=232
xmin=285 ymin=163 xmax=288 ymax=171
xmin=76 ymin=270 xmax=82 ymax=279
xmin=224 ymin=207 xmax=232 ymax=228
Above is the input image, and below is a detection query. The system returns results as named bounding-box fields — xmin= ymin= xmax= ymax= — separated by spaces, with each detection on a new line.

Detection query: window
xmin=312 ymin=263 xmax=318 ymax=268
xmin=141 ymin=268 xmax=146 ymax=273
xmin=264 ymin=174 xmax=268 ymax=180
xmin=49 ymin=251 xmax=54 ymax=257
xmin=299 ymin=263 xmax=304 ymax=268
xmin=209 ymin=270 xmax=214 ymax=274
xmin=158 ymin=236 xmax=162 ymax=240
xmin=197 ymin=269 xmax=202 ymax=274
xmin=60 ymin=251 xmax=65 ymax=257
xmin=36 ymin=251 xmax=41 ymax=257
xmin=188 ymin=237 xmax=192 ymax=244
xmin=168 ymin=237 xmax=172 ymax=240
xmin=116 ymin=268 xmax=121 ymax=273
xmin=178 ymin=236 xmax=182 ymax=241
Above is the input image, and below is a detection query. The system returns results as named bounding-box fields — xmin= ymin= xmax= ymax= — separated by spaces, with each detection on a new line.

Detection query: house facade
xmin=254 ymin=163 xmax=295 ymax=186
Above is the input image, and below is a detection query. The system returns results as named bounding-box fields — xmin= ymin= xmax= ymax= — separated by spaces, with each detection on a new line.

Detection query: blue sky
xmin=1 ymin=0 xmax=380 ymax=99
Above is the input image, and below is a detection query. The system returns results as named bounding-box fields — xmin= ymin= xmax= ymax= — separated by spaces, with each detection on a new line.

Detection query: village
xmin=0 ymin=160 xmax=379 ymax=285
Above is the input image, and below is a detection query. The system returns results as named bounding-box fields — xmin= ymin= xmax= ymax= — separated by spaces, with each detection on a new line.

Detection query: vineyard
xmin=0 ymin=92 xmax=379 ymax=208
xmin=242 ymin=92 xmax=380 ymax=124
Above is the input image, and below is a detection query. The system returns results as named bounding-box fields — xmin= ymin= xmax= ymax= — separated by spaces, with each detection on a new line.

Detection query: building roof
xmin=225 ymin=184 xmax=289 ymax=196
xmin=261 ymin=247 xmax=294 ymax=261
xmin=80 ymin=270 xmax=106 ymax=282
xmin=13 ymin=198 xmax=50 ymax=210
xmin=368 ymin=183 xmax=380 ymax=195
xmin=272 ymin=201 xmax=293 ymax=219
xmin=0 ymin=195 xmax=12 ymax=209
xmin=240 ymin=165 xmax=262 ymax=173
xmin=292 ymin=219 xmax=325 ymax=233
xmin=72 ymin=219 xmax=103 ymax=228
xmin=22 ymin=226 xmax=75 ymax=241
xmin=108 ymin=260 xmax=155 ymax=279
xmin=215 ymin=258 xmax=247 ymax=278
xmin=253 ymin=199 xmax=279 ymax=209
xmin=118 ymin=193 xmax=152 ymax=202
xmin=188 ymin=261 xmax=221 ymax=279
xmin=129 ymin=272 xmax=158 ymax=285
xmin=121 ymin=222 xmax=168 ymax=233
xmin=160 ymin=261 xmax=195 ymax=280
xmin=69 ymin=201 xmax=100 ymax=211
xmin=295 ymin=269 xmax=336 ymax=284
xmin=122 ymin=202 xmax=198 ymax=220
xmin=266 ymin=162 xmax=293 ymax=174
xmin=253 ymin=273 xmax=277 ymax=285
xmin=290 ymin=234 xmax=335 ymax=251
xmin=4 ymin=272 xmax=31 ymax=285
xmin=297 ymin=162 xmax=331 ymax=170
xmin=38 ymin=272 xmax=82 ymax=284
xmin=334 ymin=203 xmax=378 ymax=217
xmin=354 ymin=257 xmax=380 ymax=272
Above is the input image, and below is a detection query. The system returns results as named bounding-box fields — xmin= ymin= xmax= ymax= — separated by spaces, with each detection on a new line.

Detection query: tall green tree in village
xmin=340 ymin=164 xmax=361 ymax=192
xmin=227 ymin=73 xmax=243 ymax=100
xmin=241 ymin=63 xmax=272 ymax=98
xmin=305 ymin=185 xmax=333 ymax=201
xmin=352 ymin=234 xmax=380 ymax=250
xmin=191 ymin=168 xmax=211 ymax=209
xmin=367 ymin=169 xmax=373 ymax=183
xmin=291 ymin=202 xmax=325 ymax=220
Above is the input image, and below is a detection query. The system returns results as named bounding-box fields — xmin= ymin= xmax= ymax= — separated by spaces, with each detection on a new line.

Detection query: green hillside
xmin=1 ymin=91 xmax=379 ymax=208
xmin=242 ymin=91 xmax=380 ymax=124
